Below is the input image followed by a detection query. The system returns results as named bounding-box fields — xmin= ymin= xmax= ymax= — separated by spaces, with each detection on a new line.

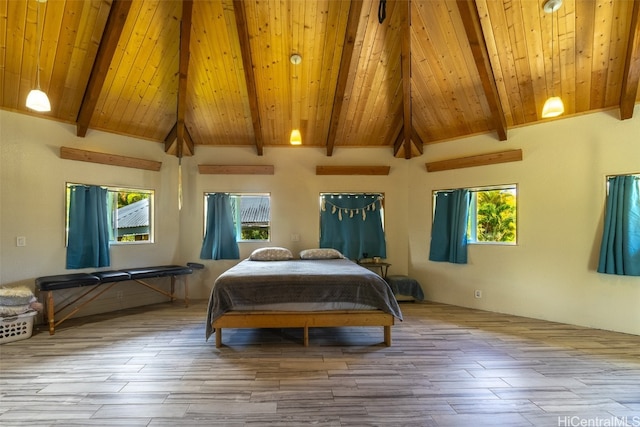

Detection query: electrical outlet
xmin=16 ymin=236 xmax=26 ymax=247
xmin=474 ymin=289 xmax=482 ymax=299
xmin=116 ymin=291 xmax=124 ymax=300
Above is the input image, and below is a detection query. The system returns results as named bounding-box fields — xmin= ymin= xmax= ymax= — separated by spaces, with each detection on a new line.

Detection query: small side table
xmin=358 ymin=261 xmax=391 ymax=279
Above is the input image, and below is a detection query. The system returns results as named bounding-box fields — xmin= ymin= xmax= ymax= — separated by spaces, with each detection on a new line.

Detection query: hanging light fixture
xmin=289 ymin=53 xmax=302 ymax=145
xmin=26 ymin=0 xmax=51 ymax=112
xmin=541 ymin=0 xmax=564 ymax=118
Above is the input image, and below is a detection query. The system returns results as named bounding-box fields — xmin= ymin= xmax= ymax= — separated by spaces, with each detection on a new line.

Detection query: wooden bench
xmin=35 ymin=265 xmax=196 ymax=335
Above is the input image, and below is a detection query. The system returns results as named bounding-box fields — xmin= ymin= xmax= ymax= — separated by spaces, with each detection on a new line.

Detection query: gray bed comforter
xmin=205 ymin=258 xmax=402 ymax=340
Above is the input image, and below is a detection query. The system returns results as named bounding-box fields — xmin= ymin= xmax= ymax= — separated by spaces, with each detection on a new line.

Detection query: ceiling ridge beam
xmin=233 ymin=0 xmax=264 ymax=156
xmin=75 ymin=0 xmax=133 ymax=137
xmin=620 ymin=0 xmax=640 ymax=120
xmin=326 ymin=0 xmax=364 ymax=156
xmin=456 ymin=0 xmax=508 ymax=141
xmin=400 ymin=0 xmax=413 ymax=159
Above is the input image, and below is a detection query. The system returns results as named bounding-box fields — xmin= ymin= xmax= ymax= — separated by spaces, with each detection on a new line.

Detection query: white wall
xmin=177 ymin=145 xmax=410 ymax=298
xmin=0 ymin=111 xmax=182 ymax=314
xmin=2 ymin=107 xmax=639 ymax=335
xmin=407 ymin=107 xmax=640 ymax=336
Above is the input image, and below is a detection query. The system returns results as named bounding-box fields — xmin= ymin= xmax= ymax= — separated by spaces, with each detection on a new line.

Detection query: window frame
xmin=203 ymin=192 xmax=271 ymax=243
xmin=65 ymin=182 xmax=155 ymax=246
xmin=432 ymin=183 xmax=518 ymax=246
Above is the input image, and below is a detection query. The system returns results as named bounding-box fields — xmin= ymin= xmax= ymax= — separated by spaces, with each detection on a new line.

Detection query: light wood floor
xmin=1 ymin=300 xmax=639 ymax=426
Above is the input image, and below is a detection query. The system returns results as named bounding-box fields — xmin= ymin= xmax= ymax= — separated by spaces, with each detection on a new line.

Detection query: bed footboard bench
xmin=36 ymin=265 xmax=193 ymax=335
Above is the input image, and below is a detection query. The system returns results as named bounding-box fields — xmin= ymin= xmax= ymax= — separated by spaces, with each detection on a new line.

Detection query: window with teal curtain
xmin=66 ymin=185 xmax=111 ymax=269
xmin=200 ymin=193 xmax=240 ymax=260
xmin=597 ymin=175 xmax=640 ymax=276
xmin=429 ymin=189 xmax=471 ymax=264
xmin=319 ymin=193 xmax=386 ymax=260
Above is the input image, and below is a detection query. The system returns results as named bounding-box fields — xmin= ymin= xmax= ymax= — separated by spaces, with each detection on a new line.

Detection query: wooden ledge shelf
xmin=425 ymin=149 xmax=522 ymax=172
xmin=60 ymin=147 xmax=162 ymax=171
xmin=198 ymin=165 xmax=274 ymax=175
xmin=316 ymin=165 xmax=390 ymax=175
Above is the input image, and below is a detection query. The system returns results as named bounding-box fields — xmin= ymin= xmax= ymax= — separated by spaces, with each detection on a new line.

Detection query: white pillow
xmin=299 ymin=248 xmax=344 ymax=260
xmin=249 ymin=247 xmax=293 ymax=261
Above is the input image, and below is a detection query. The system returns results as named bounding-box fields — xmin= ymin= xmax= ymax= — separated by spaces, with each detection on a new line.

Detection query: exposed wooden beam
xmin=60 ymin=147 xmax=162 ymax=171
xmin=164 ymin=121 xmax=195 ymax=156
xmin=76 ymin=0 xmax=132 ymax=137
xmin=425 ymin=149 xmax=522 ymax=172
xmin=233 ymin=0 xmax=264 ymax=156
xmin=164 ymin=123 xmax=178 ymax=153
xmin=198 ymin=165 xmax=274 ymax=175
xmin=326 ymin=0 xmax=364 ymax=157
xmin=456 ymin=0 xmax=508 ymax=141
xmin=411 ymin=125 xmax=424 ymax=155
xmin=172 ymin=0 xmax=193 ymax=158
xmin=316 ymin=166 xmax=391 ymax=175
xmin=620 ymin=0 xmax=640 ymax=120
xmin=392 ymin=127 xmax=405 ymax=157
xmin=400 ymin=0 xmax=412 ymax=159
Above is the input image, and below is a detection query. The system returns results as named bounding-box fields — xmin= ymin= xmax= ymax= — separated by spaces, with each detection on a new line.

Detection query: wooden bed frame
xmin=212 ymin=310 xmax=395 ymax=348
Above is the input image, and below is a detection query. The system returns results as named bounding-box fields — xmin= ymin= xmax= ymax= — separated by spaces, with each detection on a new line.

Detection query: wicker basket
xmin=0 ymin=311 xmax=37 ymax=344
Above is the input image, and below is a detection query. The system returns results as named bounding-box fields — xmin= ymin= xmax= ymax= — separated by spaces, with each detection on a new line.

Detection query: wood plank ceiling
xmin=2 ymin=0 xmax=639 ymax=159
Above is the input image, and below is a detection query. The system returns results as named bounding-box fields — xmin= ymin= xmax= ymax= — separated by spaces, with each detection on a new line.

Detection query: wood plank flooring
xmin=1 ymin=300 xmax=639 ymax=426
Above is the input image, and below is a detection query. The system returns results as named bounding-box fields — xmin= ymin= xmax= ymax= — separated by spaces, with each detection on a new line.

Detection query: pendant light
xmin=289 ymin=53 xmax=302 ymax=145
xmin=541 ymin=0 xmax=564 ymax=118
xmin=26 ymin=0 xmax=51 ymax=112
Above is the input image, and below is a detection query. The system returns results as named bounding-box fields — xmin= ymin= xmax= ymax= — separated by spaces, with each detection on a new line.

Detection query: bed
xmin=205 ymin=248 xmax=402 ymax=347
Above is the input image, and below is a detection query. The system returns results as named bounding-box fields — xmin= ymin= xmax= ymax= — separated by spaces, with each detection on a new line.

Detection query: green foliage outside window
xmin=241 ymin=227 xmax=270 ymax=240
xmin=474 ymin=190 xmax=516 ymax=242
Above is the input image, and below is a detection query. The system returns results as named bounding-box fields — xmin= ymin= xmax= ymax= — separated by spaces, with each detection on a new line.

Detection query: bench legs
xmin=43 ymin=275 xmax=189 ymax=335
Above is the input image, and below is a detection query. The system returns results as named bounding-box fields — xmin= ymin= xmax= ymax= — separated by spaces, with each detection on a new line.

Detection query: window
xmin=66 ymin=183 xmax=154 ymax=245
xmin=204 ymin=193 xmax=271 ymax=242
xmin=319 ymin=193 xmax=386 ymax=260
xmin=467 ymin=185 xmax=517 ymax=244
xmin=433 ymin=184 xmax=517 ymax=245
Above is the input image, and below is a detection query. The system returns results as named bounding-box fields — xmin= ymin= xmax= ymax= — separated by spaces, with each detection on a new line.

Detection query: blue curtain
xmin=429 ymin=189 xmax=471 ymax=264
xmin=66 ymin=185 xmax=110 ymax=269
xmin=597 ymin=175 xmax=640 ymax=276
xmin=320 ymin=194 xmax=386 ymax=260
xmin=200 ymin=193 xmax=240 ymax=260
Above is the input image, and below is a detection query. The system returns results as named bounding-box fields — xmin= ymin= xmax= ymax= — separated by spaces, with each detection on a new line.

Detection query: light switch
xmin=16 ymin=236 xmax=26 ymax=247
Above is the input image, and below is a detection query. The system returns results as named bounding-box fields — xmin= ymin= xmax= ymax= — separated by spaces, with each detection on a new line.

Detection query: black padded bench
xmin=36 ymin=265 xmax=194 ymax=335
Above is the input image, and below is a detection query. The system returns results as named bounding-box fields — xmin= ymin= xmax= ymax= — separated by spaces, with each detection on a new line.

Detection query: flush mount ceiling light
xmin=290 ymin=53 xmax=302 ymax=145
xmin=26 ymin=0 xmax=51 ymax=112
xmin=541 ymin=0 xmax=564 ymax=118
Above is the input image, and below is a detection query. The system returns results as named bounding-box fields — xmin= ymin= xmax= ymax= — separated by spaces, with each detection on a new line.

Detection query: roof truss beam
xmin=326 ymin=0 xmax=363 ymax=156
xmin=166 ymin=0 xmax=194 ymax=158
xmin=620 ymin=0 xmax=640 ymax=120
xmin=75 ymin=0 xmax=133 ymax=137
xmin=456 ymin=0 xmax=507 ymax=141
xmin=233 ymin=0 xmax=264 ymax=156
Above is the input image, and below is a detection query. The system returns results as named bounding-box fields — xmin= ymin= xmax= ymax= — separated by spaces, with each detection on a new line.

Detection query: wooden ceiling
xmin=2 ymin=0 xmax=639 ymax=159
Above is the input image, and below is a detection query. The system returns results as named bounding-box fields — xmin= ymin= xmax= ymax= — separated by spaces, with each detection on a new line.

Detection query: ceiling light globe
xmin=26 ymin=89 xmax=51 ymax=112
xmin=541 ymin=96 xmax=564 ymax=118
xmin=290 ymin=129 xmax=302 ymax=145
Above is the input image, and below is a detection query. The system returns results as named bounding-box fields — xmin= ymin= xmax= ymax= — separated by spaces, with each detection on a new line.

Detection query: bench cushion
xmin=36 ymin=273 xmax=101 ymax=292
xmin=121 ymin=265 xmax=193 ymax=280
xmin=92 ymin=271 xmax=131 ymax=283
xmin=385 ymin=275 xmax=424 ymax=301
